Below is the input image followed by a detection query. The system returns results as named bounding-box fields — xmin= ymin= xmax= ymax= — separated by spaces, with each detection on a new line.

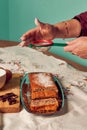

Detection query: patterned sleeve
xmin=73 ymin=11 xmax=87 ymax=36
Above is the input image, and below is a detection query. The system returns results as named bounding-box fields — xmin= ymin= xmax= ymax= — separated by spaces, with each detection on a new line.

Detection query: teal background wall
xmin=0 ymin=0 xmax=87 ymax=66
xmin=0 ymin=0 xmax=9 ymax=40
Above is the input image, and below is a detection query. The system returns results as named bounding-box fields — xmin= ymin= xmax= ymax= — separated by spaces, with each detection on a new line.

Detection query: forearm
xmin=53 ymin=19 xmax=81 ymax=38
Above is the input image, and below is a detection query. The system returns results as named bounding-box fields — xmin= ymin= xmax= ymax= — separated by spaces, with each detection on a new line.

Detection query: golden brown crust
xmin=30 ymin=98 xmax=58 ymax=113
xmin=31 ymin=89 xmax=58 ymax=99
xmin=29 ymin=73 xmax=58 ymax=90
xmin=29 ymin=72 xmax=58 ymax=99
xmin=22 ymin=72 xmax=60 ymax=114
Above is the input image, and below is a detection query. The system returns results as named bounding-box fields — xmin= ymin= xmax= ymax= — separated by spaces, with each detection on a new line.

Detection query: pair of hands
xmin=19 ymin=18 xmax=87 ymax=59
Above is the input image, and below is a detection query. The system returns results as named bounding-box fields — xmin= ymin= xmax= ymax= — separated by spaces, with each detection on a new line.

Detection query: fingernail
xmin=20 ymin=37 xmax=25 ymax=41
xmin=66 ymin=41 xmax=69 ymax=44
xmin=20 ymin=36 xmax=23 ymax=40
xmin=35 ymin=18 xmax=38 ymax=25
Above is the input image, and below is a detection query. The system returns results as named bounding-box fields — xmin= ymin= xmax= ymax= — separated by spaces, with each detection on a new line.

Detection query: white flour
xmin=34 ymin=73 xmax=54 ymax=87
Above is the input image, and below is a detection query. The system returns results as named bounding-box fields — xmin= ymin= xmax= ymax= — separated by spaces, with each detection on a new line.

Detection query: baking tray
xmin=20 ymin=72 xmax=65 ymax=115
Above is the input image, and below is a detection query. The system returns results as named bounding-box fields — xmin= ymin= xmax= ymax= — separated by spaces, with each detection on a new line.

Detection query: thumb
xmin=66 ymin=41 xmax=72 ymax=45
xmin=66 ymin=41 xmax=70 ymax=44
xmin=34 ymin=18 xmax=45 ymax=29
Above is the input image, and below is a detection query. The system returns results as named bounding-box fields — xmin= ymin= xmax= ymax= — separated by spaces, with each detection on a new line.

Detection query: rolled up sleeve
xmin=73 ymin=11 xmax=87 ymax=36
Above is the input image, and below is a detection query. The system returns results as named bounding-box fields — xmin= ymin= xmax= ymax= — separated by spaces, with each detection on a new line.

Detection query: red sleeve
xmin=73 ymin=11 xmax=87 ymax=36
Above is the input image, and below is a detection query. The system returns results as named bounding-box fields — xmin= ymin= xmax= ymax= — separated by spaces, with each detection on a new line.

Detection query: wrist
xmin=54 ymin=22 xmax=69 ymax=38
xmin=52 ymin=24 xmax=60 ymax=39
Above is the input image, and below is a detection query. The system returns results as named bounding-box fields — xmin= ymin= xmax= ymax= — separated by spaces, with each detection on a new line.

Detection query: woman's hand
xmin=19 ymin=18 xmax=57 ymax=46
xmin=64 ymin=36 xmax=87 ymax=59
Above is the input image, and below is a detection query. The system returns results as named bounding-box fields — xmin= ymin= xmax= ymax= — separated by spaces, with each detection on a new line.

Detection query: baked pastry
xmin=22 ymin=72 xmax=60 ymax=114
xmin=30 ymin=98 xmax=58 ymax=114
xmin=29 ymin=72 xmax=58 ymax=99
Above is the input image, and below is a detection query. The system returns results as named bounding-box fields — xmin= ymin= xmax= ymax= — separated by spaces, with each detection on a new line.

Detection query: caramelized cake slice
xmin=29 ymin=72 xmax=58 ymax=99
xmin=21 ymin=72 xmax=61 ymax=114
xmin=30 ymin=98 xmax=58 ymax=114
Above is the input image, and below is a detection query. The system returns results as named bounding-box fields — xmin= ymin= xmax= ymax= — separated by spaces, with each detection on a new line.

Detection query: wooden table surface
xmin=0 ymin=40 xmax=87 ymax=72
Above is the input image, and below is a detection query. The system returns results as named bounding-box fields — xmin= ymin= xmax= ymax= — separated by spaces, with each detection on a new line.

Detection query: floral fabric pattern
xmin=0 ymin=46 xmax=87 ymax=130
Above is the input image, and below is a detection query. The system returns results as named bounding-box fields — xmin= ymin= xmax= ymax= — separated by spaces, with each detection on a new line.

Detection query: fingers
xmin=64 ymin=40 xmax=79 ymax=56
xmin=64 ymin=43 xmax=77 ymax=52
xmin=64 ymin=38 xmax=80 ymax=52
xmin=35 ymin=18 xmax=45 ymax=29
xmin=20 ymin=18 xmax=39 ymax=41
xmin=79 ymin=53 xmax=87 ymax=59
xmin=18 ymin=41 xmax=28 ymax=47
xmin=20 ymin=18 xmax=45 ymax=42
xmin=20 ymin=28 xmax=36 ymax=41
xmin=64 ymin=40 xmax=87 ymax=59
xmin=18 ymin=39 xmax=32 ymax=47
xmin=72 ymin=48 xmax=87 ymax=58
xmin=18 ymin=41 xmax=26 ymax=47
xmin=66 ymin=41 xmax=75 ymax=45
